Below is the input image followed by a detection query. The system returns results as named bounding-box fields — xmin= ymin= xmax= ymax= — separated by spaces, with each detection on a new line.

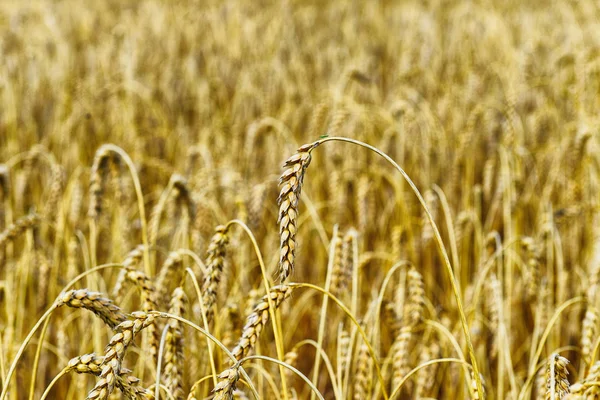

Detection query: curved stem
xmin=389 ymin=358 xmax=468 ymax=400
xmin=238 ymin=355 xmax=324 ymax=400
xmin=312 ymin=136 xmax=483 ymax=397
xmin=184 ymin=267 xmax=218 ymax=386
xmin=178 ymin=249 xmax=207 ymax=275
xmin=28 ymin=315 xmax=51 ymax=400
xmin=146 ymin=383 xmax=176 ymax=400
xmin=0 ymin=304 xmax=58 ymax=400
xmin=63 ymin=263 xmax=125 ymax=291
xmin=100 ymin=145 xmax=151 ymax=277
xmin=149 ymin=311 xmax=260 ymax=399
xmin=225 ymin=219 xmax=289 ymax=399
xmin=187 ymin=375 xmax=215 ymax=398
xmin=288 ymin=282 xmax=389 ymax=400
xmin=291 ymin=339 xmax=341 ymax=399
xmin=520 ymin=296 xmax=586 ymax=400
xmin=39 ymin=368 xmax=68 ymax=400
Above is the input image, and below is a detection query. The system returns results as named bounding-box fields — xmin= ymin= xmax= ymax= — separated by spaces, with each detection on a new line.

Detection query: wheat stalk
xmin=164 ymin=287 xmax=186 ymax=400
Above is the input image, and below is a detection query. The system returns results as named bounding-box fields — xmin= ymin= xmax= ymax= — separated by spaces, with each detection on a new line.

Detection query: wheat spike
xmin=125 ymin=269 xmax=161 ymax=361
xmin=0 ymin=213 xmax=40 ymax=248
xmin=156 ymin=250 xmax=184 ymax=305
xmin=88 ymin=146 xmax=113 ymax=220
xmin=277 ymin=142 xmax=319 ymax=283
xmin=231 ymin=285 xmax=293 ymax=361
xmin=201 ymin=225 xmax=229 ymax=323
xmin=112 ymin=244 xmax=146 ymax=299
xmin=57 ymin=289 xmax=127 ymax=329
xmin=67 ymin=353 xmax=154 ymax=399
xmin=581 ymin=308 xmax=598 ymax=363
xmin=353 ymin=339 xmax=373 ymax=400
xmin=86 ymin=312 xmax=156 ymax=400
xmin=545 ymin=353 xmax=570 ymax=400
xmin=212 ymin=366 xmax=240 ymax=400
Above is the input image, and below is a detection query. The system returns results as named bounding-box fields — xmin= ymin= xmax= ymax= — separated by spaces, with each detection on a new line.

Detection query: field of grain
xmin=0 ymin=1 xmax=599 ymax=399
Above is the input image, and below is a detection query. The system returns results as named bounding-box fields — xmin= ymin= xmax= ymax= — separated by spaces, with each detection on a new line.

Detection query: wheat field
xmin=0 ymin=0 xmax=599 ymax=399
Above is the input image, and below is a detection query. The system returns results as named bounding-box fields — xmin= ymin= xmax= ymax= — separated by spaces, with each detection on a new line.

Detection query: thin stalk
xmin=155 ymin=326 xmax=170 ymax=400
xmin=0 ymin=304 xmax=58 ymax=400
xmin=225 ymin=219 xmax=289 ymax=399
xmin=185 ymin=267 xmax=218 ymax=386
xmin=390 ymin=358 xmax=469 ymax=399
xmin=288 ymin=282 xmax=389 ymax=400
xmin=310 ymin=225 xmax=338 ymax=400
xmin=239 ymin=355 xmax=325 ymax=400
xmin=312 ymin=136 xmax=484 ymax=398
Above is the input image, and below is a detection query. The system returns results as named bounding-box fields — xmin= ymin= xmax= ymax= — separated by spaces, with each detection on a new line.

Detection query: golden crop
xmin=0 ymin=0 xmax=599 ymax=399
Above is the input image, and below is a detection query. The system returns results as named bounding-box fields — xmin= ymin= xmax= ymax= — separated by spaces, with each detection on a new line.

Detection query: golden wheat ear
xmin=277 ymin=143 xmax=320 ymax=283
xmin=545 ymin=353 xmax=570 ymax=400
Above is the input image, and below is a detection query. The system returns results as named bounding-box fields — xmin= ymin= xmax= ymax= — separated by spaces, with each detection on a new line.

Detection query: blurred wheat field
xmin=0 ymin=0 xmax=599 ymax=399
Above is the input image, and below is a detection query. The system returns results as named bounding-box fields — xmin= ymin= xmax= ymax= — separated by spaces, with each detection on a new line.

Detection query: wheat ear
xmin=88 ymin=146 xmax=113 ymax=220
xmin=156 ymin=250 xmax=184 ymax=305
xmin=277 ymin=143 xmax=319 ymax=283
xmin=212 ymin=366 xmax=240 ymax=400
xmin=57 ymin=289 xmax=127 ymax=329
xmin=67 ymin=353 xmax=154 ymax=399
xmin=0 ymin=213 xmax=40 ymax=248
xmin=86 ymin=312 xmax=156 ymax=400
xmin=231 ymin=285 xmax=293 ymax=361
xmin=125 ymin=269 xmax=161 ymax=361
xmin=201 ymin=225 xmax=229 ymax=323
xmin=545 ymin=353 xmax=570 ymax=400
xmin=112 ymin=244 xmax=146 ymax=299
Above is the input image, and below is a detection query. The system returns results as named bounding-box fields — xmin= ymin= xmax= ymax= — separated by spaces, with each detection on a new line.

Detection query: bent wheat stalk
xmin=278 ymin=136 xmax=483 ymax=397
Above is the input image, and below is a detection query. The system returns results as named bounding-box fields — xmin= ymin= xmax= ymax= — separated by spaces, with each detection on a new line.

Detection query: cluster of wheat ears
xmin=1 ymin=0 xmax=600 ymax=399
